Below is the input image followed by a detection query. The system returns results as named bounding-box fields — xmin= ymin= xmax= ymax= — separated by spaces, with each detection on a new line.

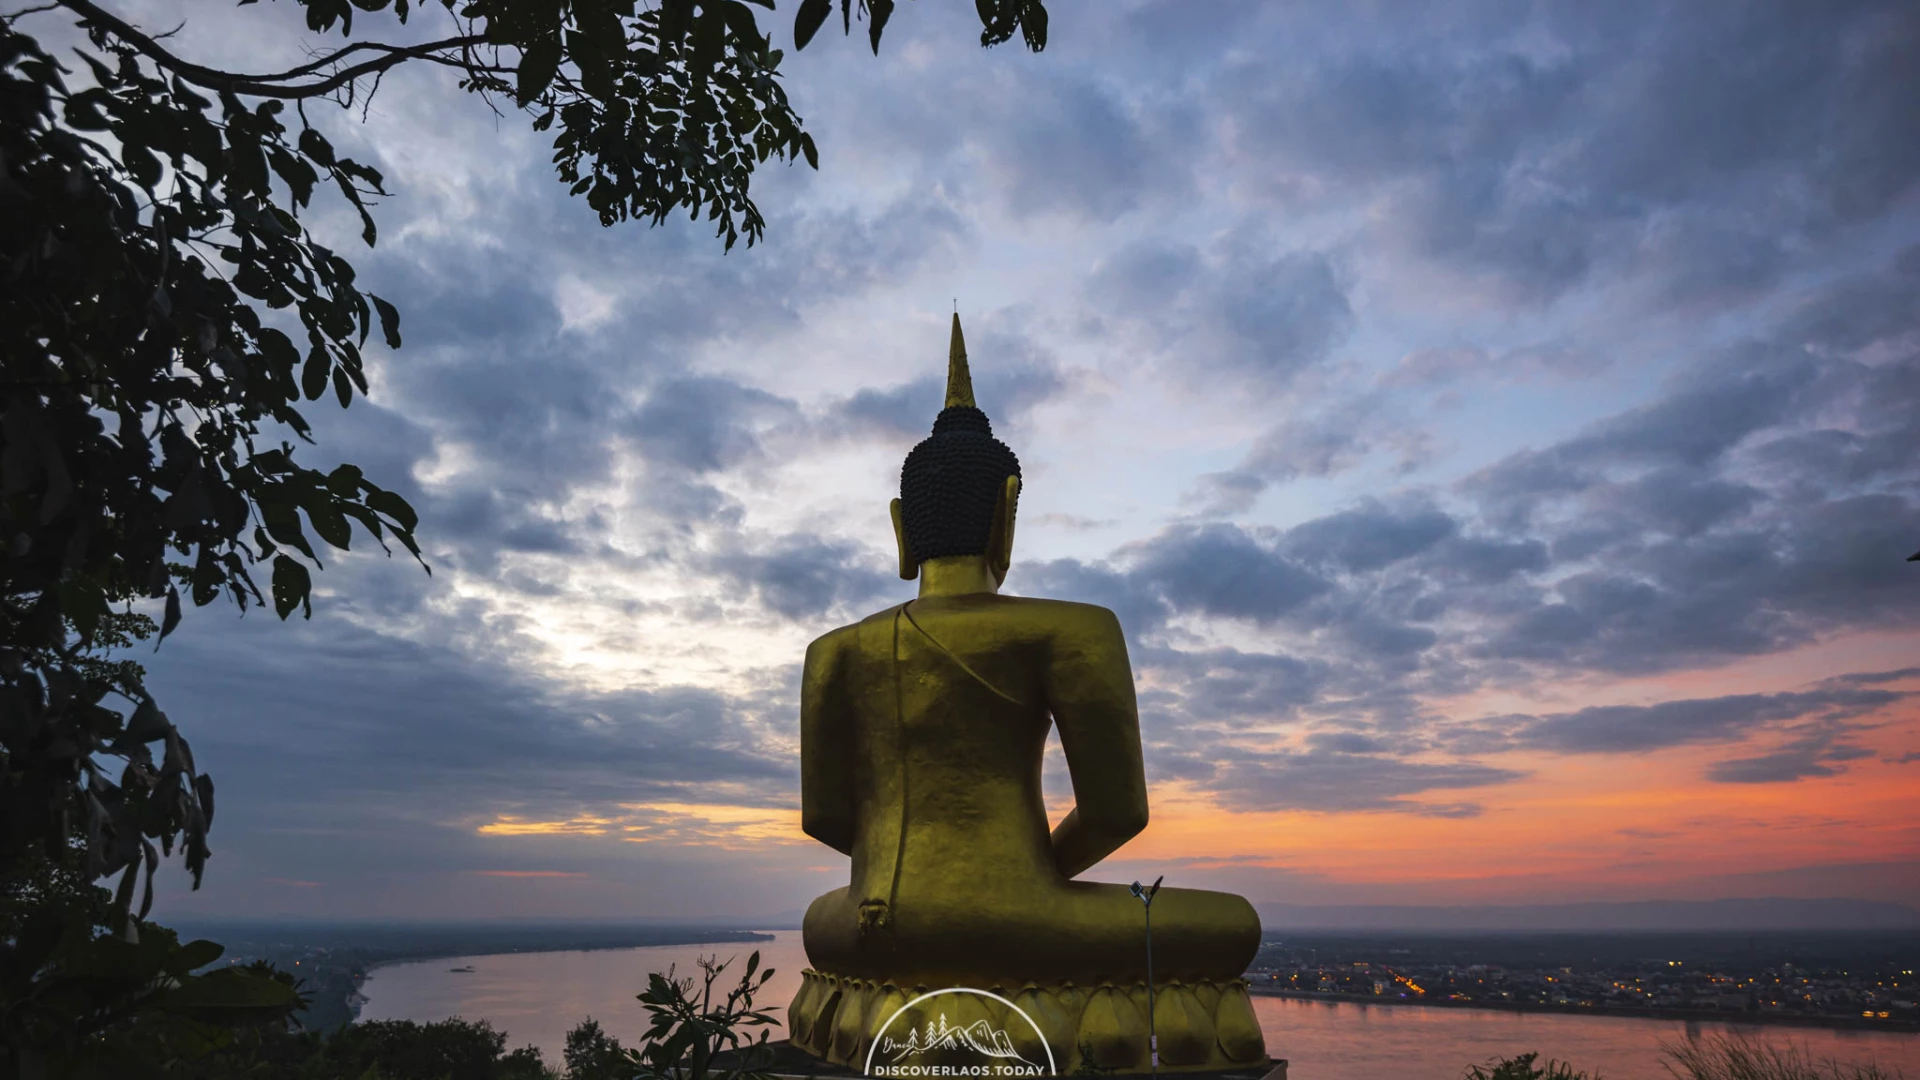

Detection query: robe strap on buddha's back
xmin=899 ymin=601 xmax=1025 ymax=706
xmin=856 ymin=606 xmax=911 ymax=936
xmin=860 ymin=602 xmax=1027 ymax=938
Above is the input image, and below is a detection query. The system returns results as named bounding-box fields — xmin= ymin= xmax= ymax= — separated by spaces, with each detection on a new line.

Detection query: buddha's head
xmin=891 ymin=314 xmax=1022 ymax=584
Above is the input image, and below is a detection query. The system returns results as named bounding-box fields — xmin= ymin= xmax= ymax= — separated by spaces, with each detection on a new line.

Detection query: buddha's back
xmin=801 ymin=592 xmax=1252 ymax=987
xmin=819 ymin=594 xmax=1136 ymax=916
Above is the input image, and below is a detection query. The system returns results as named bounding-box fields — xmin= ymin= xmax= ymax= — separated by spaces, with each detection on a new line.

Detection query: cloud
xmin=1433 ymin=266 xmax=1920 ymax=676
xmin=1205 ymin=747 xmax=1522 ymax=815
xmin=1135 ymin=645 xmax=1331 ymax=729
xmin=1182 ymin=375 xmax=1439 ymax=512
xmin=1706 ymin=734 xmax=1875 ymax=785
xmin=1467 ymin=347 xmax=1825 ymax=518
xmin=708 ymin=534 xmax=894 ymax=621
xmin=1217 ymin=1 xmax=1920 ymax=304
xmin=1421 ymin=535 xmax=1551 ymax=585
xmin=1215 ymin=250 xmax=1356 ymax=379
xmin=1184 ymin=471 xmax=1269 ymax=518
xmin=1417 ymin=683 xmax=1909 ymax=787
xmin=1128 ymin=525 xmax=1331 ymax=624
xmin=990 ymin=76 xmax=1194 ymax=222
xmin=1383 ymin=344 xmax=1608 ymax=388
xmin=1825 ymin=668 xmax=1920 ymax=688
xmin=147 ymin=611 xmax=795 ymax=819
xmin=1489 ymin=688 xmax=1907 ymax=756
xmin=1090 ymin=241 xmax=1355 ymax=385
xmin=1285 ymin=500 xmax=1458 ymax=574
xmin=626 ymin=377 xmax=798 ymax=473
xmin=1031 ymin=513 xmax=1116 ymax=532
xmin=471 ymin=870 xmax=590 ymax=878
xmin=1239 ymin=399 xmax=1385 ymax=484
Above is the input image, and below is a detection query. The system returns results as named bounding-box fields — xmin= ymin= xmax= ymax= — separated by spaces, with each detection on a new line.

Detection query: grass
xmin=1660 ymin=1032 xmax=1909 ymax=1080
xmin=1463 ymin=1034 xmax=1910 ymax=1080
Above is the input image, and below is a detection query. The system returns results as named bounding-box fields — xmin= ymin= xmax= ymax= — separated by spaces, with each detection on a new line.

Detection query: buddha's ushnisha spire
xmin=944 ymin=312 xmax=975 ymax=409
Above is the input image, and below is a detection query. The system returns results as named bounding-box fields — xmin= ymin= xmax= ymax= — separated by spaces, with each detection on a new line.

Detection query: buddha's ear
xmin=890 ymin=498 xmax=918 ymax=581
xmin=988 ymin=475 xmax=1020 ymax=584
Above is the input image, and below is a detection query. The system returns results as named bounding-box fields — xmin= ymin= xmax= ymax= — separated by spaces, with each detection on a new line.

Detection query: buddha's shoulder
xmin=804 ymin=619 xmax=867 ymax=657
xmin=817 ymin=596 xmax=1122 ymax=644
xmin=984 ymin=594 xmax=1124 ymax=633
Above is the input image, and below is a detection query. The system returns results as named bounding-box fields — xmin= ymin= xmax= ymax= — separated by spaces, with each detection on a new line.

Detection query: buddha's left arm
xmin=1046 ymin=607 xmax=1150 ymax=879
xmin=800 ymin=632 xmax=855 ymax=856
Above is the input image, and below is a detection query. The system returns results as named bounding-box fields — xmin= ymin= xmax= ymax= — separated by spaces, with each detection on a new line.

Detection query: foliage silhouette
xmin=1464 ymin=1052 xmax=1598 ymax=1080
xmin=0 ymin=0 xmax=1047 ymax=1073
xmin=1461 ymin=1040 xmax=1910 ymax=1080
xmin=0 ymin=858 xmax=307 ymax=1078
xmin=563 ymin=1016 xmax=627 ymax=1080
xmin=558 ymin=951 xmax=777 ymax=1080
xmin=1660 ymin=1032 xmax=1907 ymax=1080
xmin=139 ymin=1015 xmax=551 ymax=1079
xmin=623 ymin=950 xmax=776 ymax=1080
xmin=312 ymin=1017 xmax=550 ymax=1080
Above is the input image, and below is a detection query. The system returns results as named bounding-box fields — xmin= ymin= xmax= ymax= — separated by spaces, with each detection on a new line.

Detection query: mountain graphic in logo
xmin=879 ymin=1013 xmax=1038 ymax=1068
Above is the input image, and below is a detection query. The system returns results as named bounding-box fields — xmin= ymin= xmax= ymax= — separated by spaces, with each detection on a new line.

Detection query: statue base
xmin=787 ymin=969 xmax=1269 ymax=1075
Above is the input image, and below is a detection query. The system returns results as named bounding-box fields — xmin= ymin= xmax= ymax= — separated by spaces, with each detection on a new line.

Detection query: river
xmin=356 ymin=930 xmax=1917 ymax=1078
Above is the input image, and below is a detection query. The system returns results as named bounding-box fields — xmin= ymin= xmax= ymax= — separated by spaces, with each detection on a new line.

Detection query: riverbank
xmin=351 ymin=929 xmax=776 ymax=977
xmin=344 ymin=929 xmax=777 ymax=1027
xmin=183 ymin=922 xmax=775 ymax=1031
xmin=1246 ymin=985 xmax=1920 ymax=1034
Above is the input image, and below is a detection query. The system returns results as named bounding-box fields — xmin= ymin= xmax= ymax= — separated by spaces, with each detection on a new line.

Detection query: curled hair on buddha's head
xmin=900 ymin=406 xmax=1021 ymax=561
xmin=896 ymin=313 xmax=1022 ymax=564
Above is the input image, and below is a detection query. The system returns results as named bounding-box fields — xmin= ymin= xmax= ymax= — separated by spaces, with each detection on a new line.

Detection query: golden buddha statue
xmin=786 ymin=316 xmax=1268 ymax=1075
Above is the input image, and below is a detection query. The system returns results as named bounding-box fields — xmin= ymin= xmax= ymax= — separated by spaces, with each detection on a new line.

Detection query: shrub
xmin=623 ymin=951 xmax=776 ymax=1080
xmin=1463 ymin=1051 xmax=1598 ymax=1080
xmin=564 ymin=1017 xmax=628 ymax=1080
xmin=319 ymin=1018 xmax=546 ymax=1080
xmin=1660 ymin=1032 xmax=1908 ymax=1080
xmin=560 ymin=950 xmax=778 ymax=1080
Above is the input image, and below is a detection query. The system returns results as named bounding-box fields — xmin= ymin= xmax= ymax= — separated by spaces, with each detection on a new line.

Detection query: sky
xmin=33 ymin=0 xmax=1919 ymax=920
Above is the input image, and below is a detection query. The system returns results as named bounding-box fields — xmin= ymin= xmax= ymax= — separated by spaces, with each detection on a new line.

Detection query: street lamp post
xmin=1130 ymin=876 xmax=1164 ymax=1076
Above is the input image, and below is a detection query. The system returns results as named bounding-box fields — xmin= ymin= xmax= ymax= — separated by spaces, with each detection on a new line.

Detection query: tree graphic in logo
xmin=864 ymin=988 xmax=1056 ymax=1077
xmin=880 ymin=1012 xmax=1037 ymax=1066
